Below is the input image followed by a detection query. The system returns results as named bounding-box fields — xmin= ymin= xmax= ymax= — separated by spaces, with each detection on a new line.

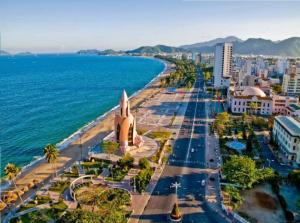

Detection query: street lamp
xmin=170 ymin=181 xmax=181 ymax=199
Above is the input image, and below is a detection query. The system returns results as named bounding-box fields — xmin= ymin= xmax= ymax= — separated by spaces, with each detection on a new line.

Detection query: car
xmin=191 ymin=148 xmax=195 ymax=153
xmin=201 ymin=180 xmax=206 ymax=186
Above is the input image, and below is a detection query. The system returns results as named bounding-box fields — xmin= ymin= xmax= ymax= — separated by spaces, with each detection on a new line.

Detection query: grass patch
xmin=19 ymin=195 xmax=51 ymax=212
xmin=147 ymin=131 xmax=171 ymax=143
xmin=49 ymin=181 xmax=70 ymax=194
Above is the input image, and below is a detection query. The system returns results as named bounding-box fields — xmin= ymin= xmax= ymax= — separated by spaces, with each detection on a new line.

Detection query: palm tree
xmin=44 ymin=144 xmax=59 ymax=177
xmin=249 ymin=102 xmax=258 ymax=115
xmin=4 ymin=163 xmax=24 ymax=204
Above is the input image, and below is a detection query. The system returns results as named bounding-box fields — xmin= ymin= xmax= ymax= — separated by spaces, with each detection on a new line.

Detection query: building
xmin=194 ymin=53 xmax=202 ymax=64
xmin=114 ymin=90 xmax=143 ymax=153
xmin=286 ymin=104 xmax=300 ymax=121
xmin=276 ymin=58 xmax=288 ymax=75
xmin=272 ymin=95 xmax=298 ymax=115
xmin=273 ymin=116 xmax=300 ymax=164
xmin=282 ymin=65 xmax=300 ymax=96
xmin=213 ymin=43 xmax=233 ymax=89
xmin=241 ymin=75 xmax=257 ymax=87
xmin=228 ymin=86 xmax=272 ymax=115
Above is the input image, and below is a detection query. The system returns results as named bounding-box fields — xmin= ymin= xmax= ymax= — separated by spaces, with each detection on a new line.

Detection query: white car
xmin=201 ymin=180 xmax=206 ymax=186
xmin=191 ymin=148 xmax=195 ymax=153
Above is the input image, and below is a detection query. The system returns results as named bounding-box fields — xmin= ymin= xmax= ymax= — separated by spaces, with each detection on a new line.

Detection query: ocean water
xmin=0 ymin=54 xmax=165 ymax=176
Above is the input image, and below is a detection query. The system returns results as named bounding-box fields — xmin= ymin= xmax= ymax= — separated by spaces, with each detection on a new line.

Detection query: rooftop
xmin=275 ymin=116 xmax=300 ymax=136
xmin=289 ymin=103 xmax=300 ymax=111
xmin=241 ymin=86 xmax=266 ymax=97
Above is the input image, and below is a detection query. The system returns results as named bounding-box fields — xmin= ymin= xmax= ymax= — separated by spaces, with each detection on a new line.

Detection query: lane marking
xmin=186 ymin=79 xmax=201 ymax=163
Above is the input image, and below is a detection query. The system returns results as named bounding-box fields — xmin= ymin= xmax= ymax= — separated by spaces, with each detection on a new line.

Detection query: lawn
xmin=49 ymin=180 xmax=70 ymax=194
xmin=19 ymin=195 xmax=52 ymax=212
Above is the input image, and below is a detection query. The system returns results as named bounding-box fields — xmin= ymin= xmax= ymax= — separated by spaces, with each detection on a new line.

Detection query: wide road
xmin=139 ymin=72 xmax=218 ymax=223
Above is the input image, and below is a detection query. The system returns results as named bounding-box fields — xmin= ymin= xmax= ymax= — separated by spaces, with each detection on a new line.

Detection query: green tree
xmin=287 ymin=169 xmax=300 ymax=190
xmin=132 ymin=168 xmax=153 ymax=193
xmin=271 ymin=84 xmax=282 ymax=94
xmin=44 ymin=144 xmax=59 ymax=177
xmin=118 ymin=153 xmax=134 ymax=170
xmin=249 ymin=102 xmax=259 ymax=115
xmin=4 ymin=163 xmax=23 ymax=204
xmin=223 ymin=155 xmax=258 ymax=188
xmin=101 ymin=141 xmax=119 ymax=159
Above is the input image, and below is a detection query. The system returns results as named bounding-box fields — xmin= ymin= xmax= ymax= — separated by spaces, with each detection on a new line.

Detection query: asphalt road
xmin=139 ymin=73 xmax=218 ymax=223
xmin=255 ymin=134 xmax=294 ymax=176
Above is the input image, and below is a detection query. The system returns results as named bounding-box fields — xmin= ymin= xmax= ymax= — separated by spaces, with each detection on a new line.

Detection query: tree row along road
xmin=139 ymin=72 xmax=220 ymax=223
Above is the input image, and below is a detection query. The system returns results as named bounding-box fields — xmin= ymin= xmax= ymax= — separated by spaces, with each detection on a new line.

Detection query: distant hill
xmin=77 ymin=49 xmax=122 ymax=55
xmin=181 ymin=36 xmax=300 ymax=57
xmin=126 ymin=45 xmax=188 ymax=54
xmin=16 ymin=52 xmax=33 ymax=56
xmin=180 ymin=36 xmax=242 ymax=50
xmin=0 ymin=50 xmax=10 ymax=55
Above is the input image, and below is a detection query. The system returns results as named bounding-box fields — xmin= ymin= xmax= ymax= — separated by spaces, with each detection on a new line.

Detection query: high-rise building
xmin=213 ymin=43 xmax=232 ymax=88
xmin=282 ymin=64 xmax=300 ymax=96
xmin=194 ymin=53 xmax=202 ymax=64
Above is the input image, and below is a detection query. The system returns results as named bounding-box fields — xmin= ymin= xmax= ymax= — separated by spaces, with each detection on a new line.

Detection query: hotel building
xmin=273 ymin=116 xmax=300 ymax=164
xmin=213 ymin=43 xmax=233 ymax=89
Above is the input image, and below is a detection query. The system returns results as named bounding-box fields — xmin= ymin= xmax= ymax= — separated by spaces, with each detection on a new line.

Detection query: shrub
xmin=139 ymin=158 xmax=150 ymax=170
xmin=118 ymin=153 xmax=134 ymax=169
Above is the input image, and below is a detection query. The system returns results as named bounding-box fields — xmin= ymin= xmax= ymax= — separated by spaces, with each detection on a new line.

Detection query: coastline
xmin=2 ymin=57 xmax=170 ymax=191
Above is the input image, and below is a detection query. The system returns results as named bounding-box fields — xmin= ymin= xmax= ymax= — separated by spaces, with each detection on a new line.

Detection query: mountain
xmin=234 ymin=37 xmax=300 ymax=56
xmin=126 ymin=45 xmax=188 ymax=54
xmin=181 ymin=36 xmax=300 ymax=57
xmin=0 ymin=50 xmax=10 ymax=55
xmin=180 ymin=36 xmax=242 ymax=50
xmin=16 ymin=52 xmax=33 ymax=56
xmin=77 ymin=49 xmax=123 ymax=55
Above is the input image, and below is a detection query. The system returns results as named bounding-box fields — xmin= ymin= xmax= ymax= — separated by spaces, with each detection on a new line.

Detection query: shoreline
xmin=1 ymin=57 xmax=170 ymax=191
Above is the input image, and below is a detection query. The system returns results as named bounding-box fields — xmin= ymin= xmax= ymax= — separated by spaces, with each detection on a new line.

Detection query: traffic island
xmin=169 ymin=202 xmax=182 ymax=223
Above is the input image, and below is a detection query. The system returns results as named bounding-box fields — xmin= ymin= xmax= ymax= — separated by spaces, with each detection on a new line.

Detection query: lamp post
xmin=170 ymin=181 xmax=181 ymax=199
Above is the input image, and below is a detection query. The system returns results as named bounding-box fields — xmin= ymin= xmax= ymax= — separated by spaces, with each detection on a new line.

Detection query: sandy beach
xmin=9 ymin=59 xmax=172 ymax=189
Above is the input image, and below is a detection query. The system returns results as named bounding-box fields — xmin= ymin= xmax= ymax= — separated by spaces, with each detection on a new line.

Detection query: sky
xmin=1 ymin=0 xmax=300 ymax=53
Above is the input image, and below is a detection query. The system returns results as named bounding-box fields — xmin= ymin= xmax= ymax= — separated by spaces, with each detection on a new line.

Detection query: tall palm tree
xmin=44 ymin=144 xmax=59 ymax=177
xmin=4 ymin=163 xmax=23 ymax=204
xmin=249 ymin=102 xmax=259 ymax=115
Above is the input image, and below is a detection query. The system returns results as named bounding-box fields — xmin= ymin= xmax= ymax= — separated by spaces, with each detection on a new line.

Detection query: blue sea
xmin=0 ymin=54 xmax=165 ymax=176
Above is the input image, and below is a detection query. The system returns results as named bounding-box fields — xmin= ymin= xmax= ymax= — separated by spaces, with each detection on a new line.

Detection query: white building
xmin=213 ymin=43 xmax=232 ymax=89
xmin=273 ymin=116 xmax=300 ymax=164
xmin=228 ymin=86 xmax=272 ymax=115
xmin=286 ymin=104 xmax=300 ymax=121
xmin=282 ymin=66 xmax=300 ymax=96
